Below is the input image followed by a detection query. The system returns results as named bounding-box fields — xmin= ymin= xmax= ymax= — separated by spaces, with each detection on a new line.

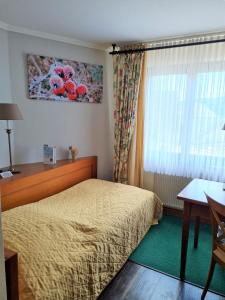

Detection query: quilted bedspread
xmin=2 ymin=179 xmax=163 ymax=300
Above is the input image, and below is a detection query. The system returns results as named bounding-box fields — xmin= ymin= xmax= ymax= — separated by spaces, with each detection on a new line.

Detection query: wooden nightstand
xmin=4 ymin=248 xmax=19 ymax=300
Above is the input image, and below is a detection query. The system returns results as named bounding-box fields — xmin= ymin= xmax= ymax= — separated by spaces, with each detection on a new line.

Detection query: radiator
xmin=143 ymin=172 xmax=191 ymax=209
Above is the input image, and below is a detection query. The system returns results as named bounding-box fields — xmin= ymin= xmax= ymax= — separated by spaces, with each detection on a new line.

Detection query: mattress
xmin=2 ymin=179 xmax=163 ymax=300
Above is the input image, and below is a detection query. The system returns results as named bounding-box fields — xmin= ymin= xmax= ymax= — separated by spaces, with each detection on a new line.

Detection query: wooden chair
xmin=201 ymin=194 xmax=225 ymax=300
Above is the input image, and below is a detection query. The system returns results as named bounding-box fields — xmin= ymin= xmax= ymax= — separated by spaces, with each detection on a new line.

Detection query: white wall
xmin=0 ymin=28 xmax=12 ymax=169
xmin=6 ymin=32 xmax=112 ymax=179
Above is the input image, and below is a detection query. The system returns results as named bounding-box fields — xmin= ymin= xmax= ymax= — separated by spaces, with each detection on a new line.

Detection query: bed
xmin=1 ymin=157 xmax=162 ymax=300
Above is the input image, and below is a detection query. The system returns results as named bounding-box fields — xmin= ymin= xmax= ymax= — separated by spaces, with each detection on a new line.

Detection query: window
xmin=144 ymin=43 xmax=225 ymax=181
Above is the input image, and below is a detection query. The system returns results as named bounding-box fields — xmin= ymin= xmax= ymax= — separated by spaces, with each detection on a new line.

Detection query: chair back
xmin=206 ymin=194 xmax=225 ymax=251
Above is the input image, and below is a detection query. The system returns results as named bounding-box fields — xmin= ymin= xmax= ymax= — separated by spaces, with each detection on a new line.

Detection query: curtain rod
xmin=109 ymin=38 xmax=225 ymax=55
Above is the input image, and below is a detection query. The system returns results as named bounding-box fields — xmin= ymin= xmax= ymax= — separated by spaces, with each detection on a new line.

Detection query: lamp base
xmin=0 ymin=167 xmax=21 ymax=174
xmin=10 ymin=169 xmax=21 ymax=174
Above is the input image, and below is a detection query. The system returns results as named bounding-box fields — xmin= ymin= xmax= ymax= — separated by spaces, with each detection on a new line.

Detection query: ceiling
xmin=0 ymin=0 xmax=225 ymax=47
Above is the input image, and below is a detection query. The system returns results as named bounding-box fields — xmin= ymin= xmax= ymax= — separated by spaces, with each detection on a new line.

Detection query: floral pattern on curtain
xmin=113 ymin=46 xmax=144 ymax=183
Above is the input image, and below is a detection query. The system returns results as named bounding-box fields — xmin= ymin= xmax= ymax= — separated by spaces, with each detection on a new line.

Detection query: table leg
xmin=180 ymin=202 xmax=191 ymax=281
xmin=194 ymin=216 xmax=200 ymax=249
xmin=5 ymin=251 xmax=19 ymax=300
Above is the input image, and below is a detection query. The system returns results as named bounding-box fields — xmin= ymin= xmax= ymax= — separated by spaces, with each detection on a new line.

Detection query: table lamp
xmin=0 ymin=103 xmax=23 ymax=174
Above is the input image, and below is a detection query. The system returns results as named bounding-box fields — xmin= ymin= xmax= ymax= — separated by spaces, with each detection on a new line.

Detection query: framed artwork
xmin=26 ymin=54 xmax=103 ymax=103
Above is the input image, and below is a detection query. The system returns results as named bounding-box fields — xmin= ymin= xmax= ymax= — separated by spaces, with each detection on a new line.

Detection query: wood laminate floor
xmin=98 ymin=260 xmax=225 ymax=300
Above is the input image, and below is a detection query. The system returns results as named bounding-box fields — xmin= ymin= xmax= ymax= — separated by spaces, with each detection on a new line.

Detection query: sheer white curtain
xmin=144 ymin=36 xmax=225 ymax=181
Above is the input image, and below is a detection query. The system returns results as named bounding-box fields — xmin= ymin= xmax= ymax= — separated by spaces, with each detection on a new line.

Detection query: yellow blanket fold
xmin=2 ymin=179 xmax=163 ymax=300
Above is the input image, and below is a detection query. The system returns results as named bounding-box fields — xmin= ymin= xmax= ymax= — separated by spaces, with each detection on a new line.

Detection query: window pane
xmin=190 ymin=72 xmax=225 ymax=158
xmin=144 ymin=45 xmax=225 ymax=181
xmin=145 ymin=74 xmax=187 ymax=154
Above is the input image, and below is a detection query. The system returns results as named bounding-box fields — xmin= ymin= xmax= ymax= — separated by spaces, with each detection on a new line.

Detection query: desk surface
xmin=177 ymin=178 xmax=225 ymax=206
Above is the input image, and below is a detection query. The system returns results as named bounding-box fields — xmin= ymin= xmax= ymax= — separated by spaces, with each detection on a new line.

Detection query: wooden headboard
xmin=0 ymin=156 xmax=97 ymax=211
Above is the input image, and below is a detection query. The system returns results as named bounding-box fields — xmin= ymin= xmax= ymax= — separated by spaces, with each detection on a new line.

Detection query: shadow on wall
xmin=14 ymin=145 xmax=70 ymax=165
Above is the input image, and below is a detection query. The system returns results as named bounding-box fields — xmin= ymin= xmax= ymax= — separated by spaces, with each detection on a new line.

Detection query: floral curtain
xmin=113 ymin=45 xmax=144 ymax=184
xmin=128 ymin=53 xmax=146 ymax=187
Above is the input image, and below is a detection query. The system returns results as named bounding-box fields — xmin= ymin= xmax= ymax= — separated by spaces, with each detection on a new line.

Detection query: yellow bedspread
xmin=2 ymin=179 xmax=162 ymax=300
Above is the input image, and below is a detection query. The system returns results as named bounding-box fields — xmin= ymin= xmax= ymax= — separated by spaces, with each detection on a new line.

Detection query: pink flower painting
xmin=27 ymin=54 xmax=103 ymax=103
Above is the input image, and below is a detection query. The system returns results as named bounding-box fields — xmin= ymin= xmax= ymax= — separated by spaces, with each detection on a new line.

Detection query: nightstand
xmin=4 ymin=248 xmax=19 ymax=300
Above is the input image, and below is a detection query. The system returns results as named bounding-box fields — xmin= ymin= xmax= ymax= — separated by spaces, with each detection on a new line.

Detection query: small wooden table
xmin=177 ymin=178 xmax=225 ymax=281
xmin=4 ymin=248 xmax=19 ymax=300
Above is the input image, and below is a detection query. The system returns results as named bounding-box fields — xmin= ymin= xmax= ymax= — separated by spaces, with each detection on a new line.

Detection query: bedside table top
xmin=4 ymin=248 xmax=17 ymax=261
xmin=0 ymin=157 xmax=93 ymax=184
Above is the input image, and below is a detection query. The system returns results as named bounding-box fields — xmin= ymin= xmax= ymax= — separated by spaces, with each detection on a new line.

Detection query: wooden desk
xmin=177 ymin=178 xmax=225 ymax=281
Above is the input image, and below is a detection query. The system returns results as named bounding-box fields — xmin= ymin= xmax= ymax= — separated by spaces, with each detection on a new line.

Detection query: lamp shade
xmin=0 ymin=103 xmax=23 ymax=120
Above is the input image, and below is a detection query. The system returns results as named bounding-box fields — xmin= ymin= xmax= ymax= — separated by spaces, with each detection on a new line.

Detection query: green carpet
xmin=130 ymin=215 xmax=225 ymax=295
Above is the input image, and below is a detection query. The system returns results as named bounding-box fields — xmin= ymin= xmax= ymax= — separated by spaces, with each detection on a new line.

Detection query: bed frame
xmin=0 ymin=156 xmax=97 ymax=212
